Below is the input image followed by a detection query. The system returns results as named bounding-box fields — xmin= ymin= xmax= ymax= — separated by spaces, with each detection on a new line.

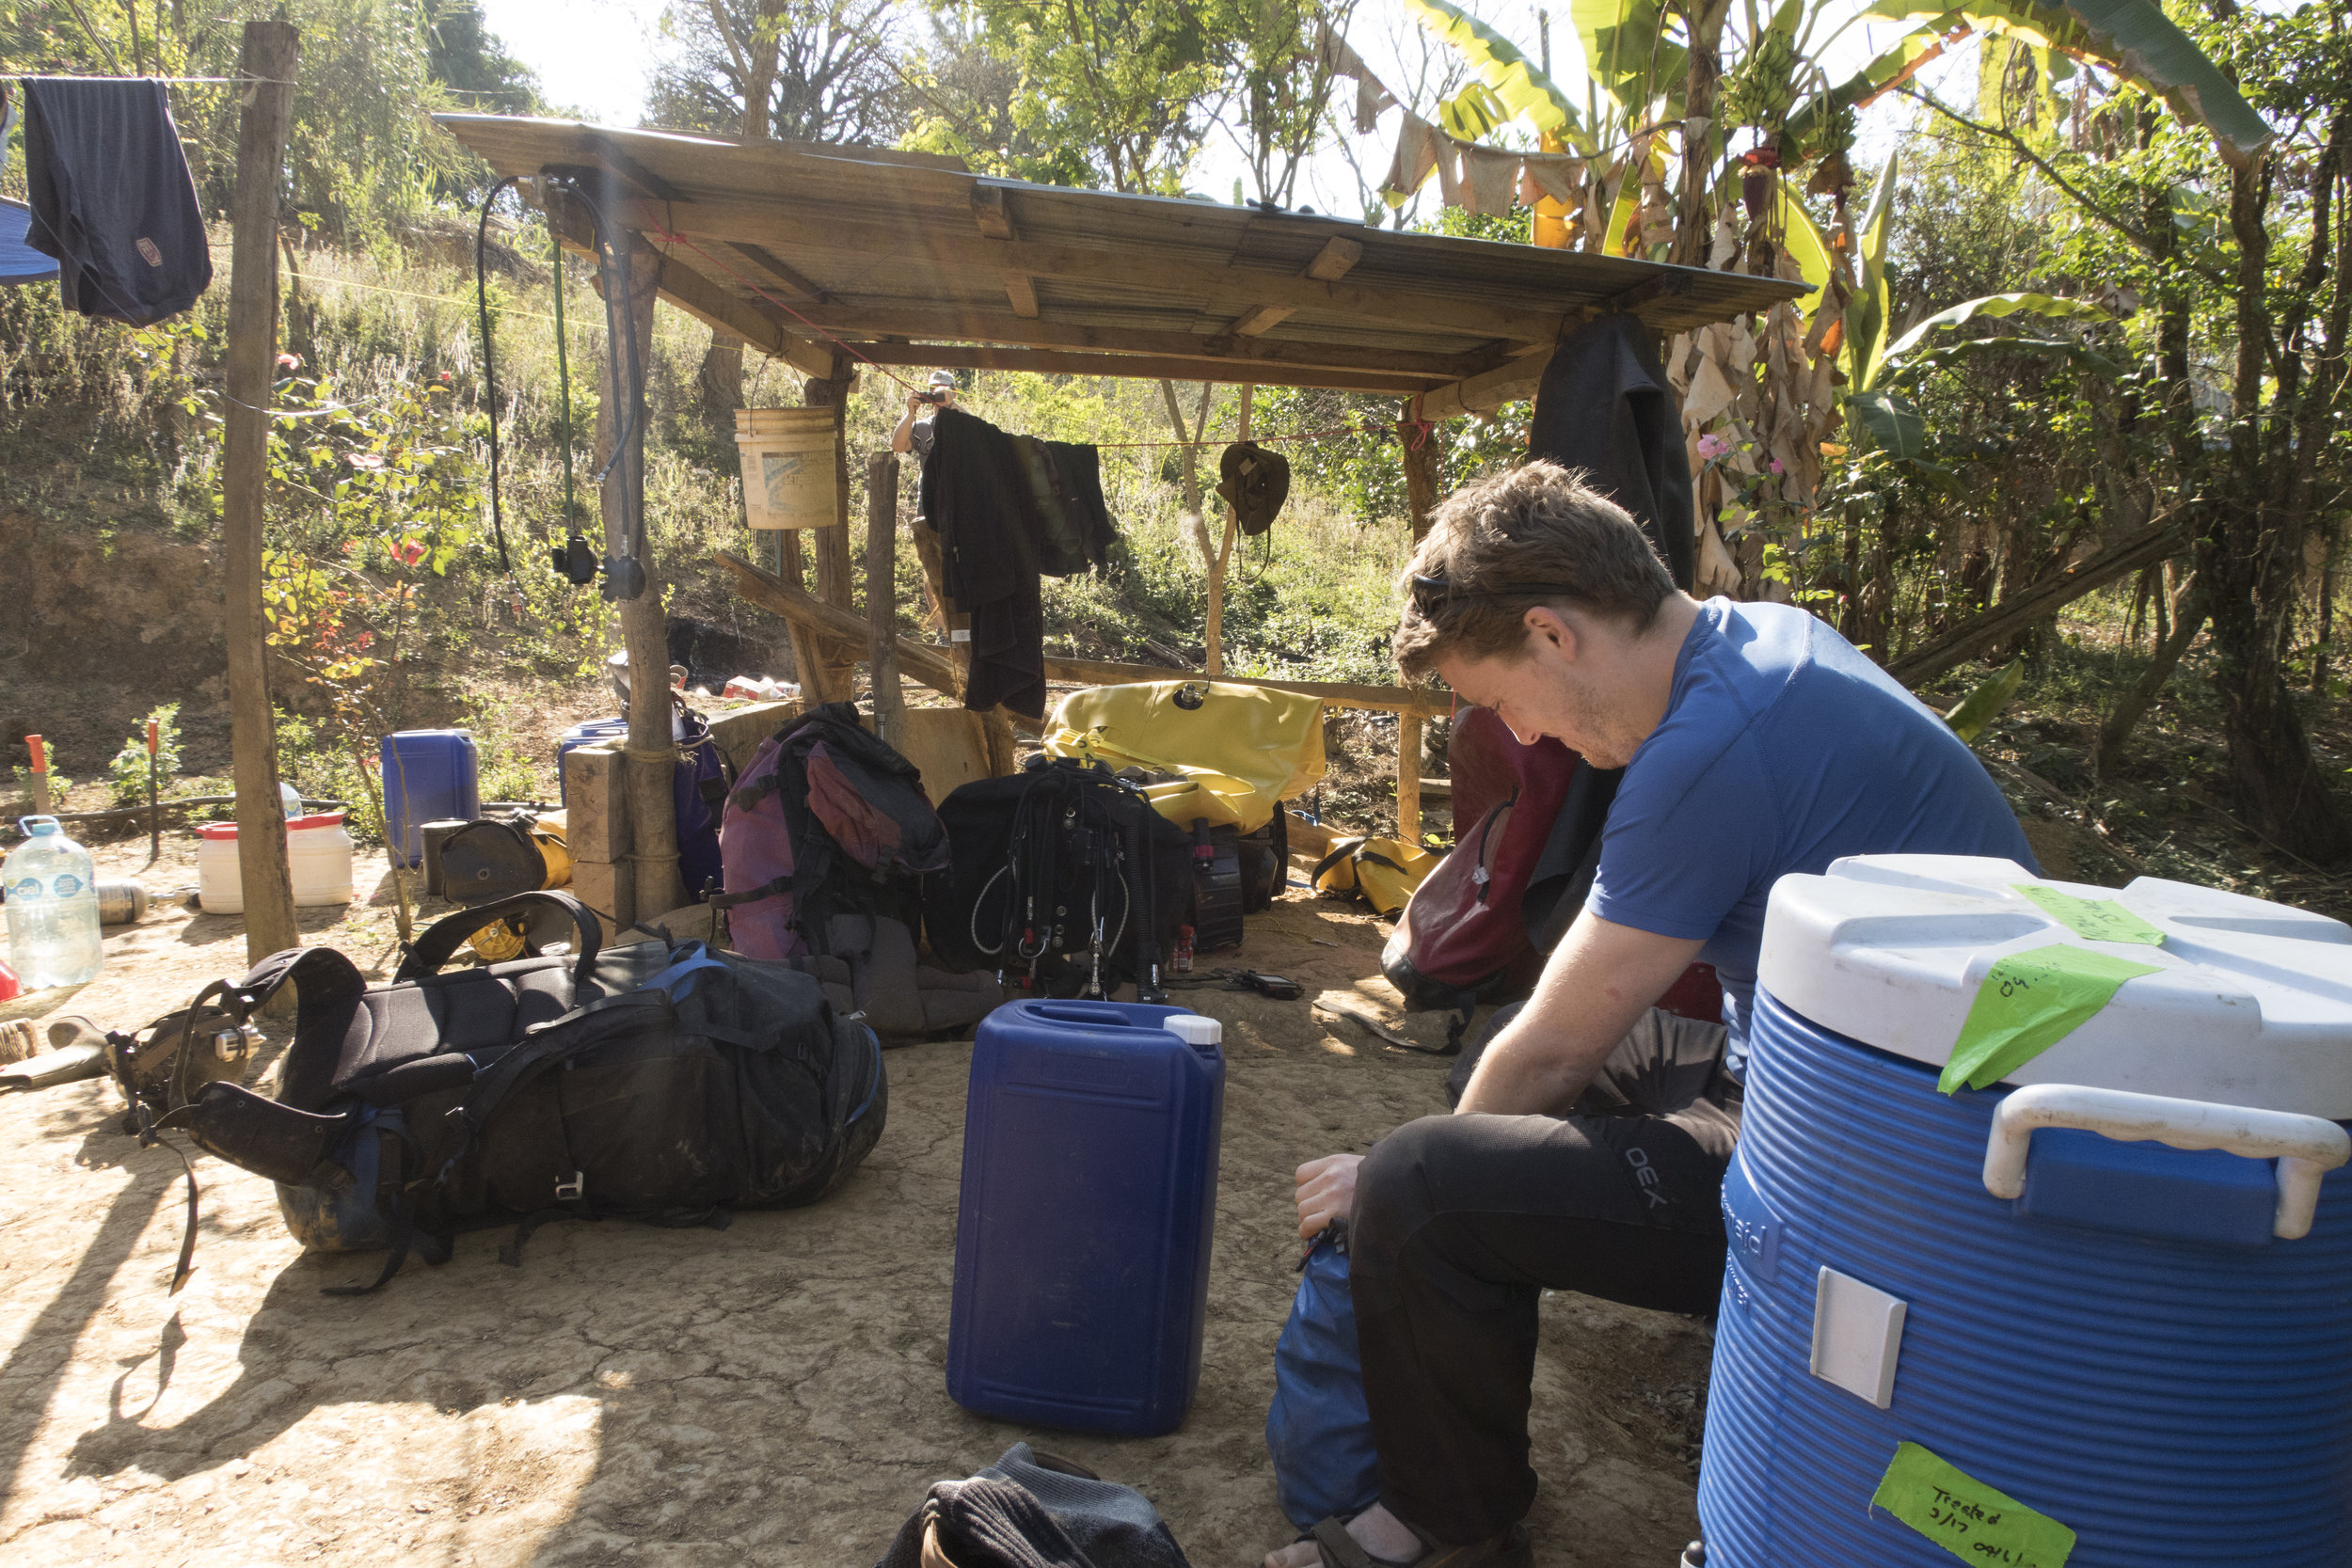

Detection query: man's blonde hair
xmin=1392 ymin=461 xmax=1675 ymax=682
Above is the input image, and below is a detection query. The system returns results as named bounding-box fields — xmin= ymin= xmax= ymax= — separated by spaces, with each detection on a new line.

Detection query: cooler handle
xmin=1983 ymin=1084 xmax=2351 ymax=1240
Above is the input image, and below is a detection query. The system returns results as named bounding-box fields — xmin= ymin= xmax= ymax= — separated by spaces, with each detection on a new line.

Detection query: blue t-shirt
xmin=1586 ymin=599 xmax=2037 ymax=1076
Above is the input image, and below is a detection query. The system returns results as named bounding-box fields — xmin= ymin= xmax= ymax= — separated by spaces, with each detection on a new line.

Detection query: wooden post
xmin=1396 ymin=711 xmax=1424 ymax=844
xmin=220 ymin=19 xmax=302 ymax=964
xmin=866 ymin=451 xmax=904 ymax=747
xmin=596 ymin=228 xmax=687 ymax=920
xmin=1204 ymin=384 xmax=1249 ymax=678
xmin=1401 ymin=399 xmax=1440 ymax=545
xmin=25 ymin=735 xmax=51 ymax=816
xmin=775 ymin=530 xmax=831 ymax=700
xmin=803 ymin=370 xmax=859 ymax=700
xmin=901 ymin=522 xmax=1017 ymax=775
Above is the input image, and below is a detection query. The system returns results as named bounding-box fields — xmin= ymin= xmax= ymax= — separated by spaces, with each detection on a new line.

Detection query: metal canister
xmin=95 ymin=880 xmax=150 ymax=926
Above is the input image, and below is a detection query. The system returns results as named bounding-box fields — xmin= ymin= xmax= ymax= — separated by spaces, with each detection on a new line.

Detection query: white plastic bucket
xmin=735 ymin=406 xmax=837 ymax=530
xmin=197 ymin=812 xmax=356 ymax=912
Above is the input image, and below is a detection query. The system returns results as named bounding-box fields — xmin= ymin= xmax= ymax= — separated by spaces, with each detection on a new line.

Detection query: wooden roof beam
xmin=1226 ymin=234 xmax=1361 ymax=340
xmin=971 ymin=182 xmax=1041 ymax=321
xmin=651 ymin=198 xmax=1571 ymax=342
xmin=852 ymin=340 xmax=1440 ymax=395
xmin=783 ymin=301 xmax=1501 ymax=380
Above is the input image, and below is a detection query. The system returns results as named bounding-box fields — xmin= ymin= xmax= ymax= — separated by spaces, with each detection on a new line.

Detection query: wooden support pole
xmin=774 ymin=529 xmax=832 ymax=699
xmin=1401 ymin=402 xmax=1440 ymax=546
xmin=221 ymin=19 xmax=302 ymax=965
xmin=866 ymin=451 xmax=903 ymax=747
xmin=803 ymin=370 xmax=859 ymax=699
xmin=1397 ymin=711 xmax=1424 ymax=843
xmin=598 ymin=228 xmax=687 ymax=920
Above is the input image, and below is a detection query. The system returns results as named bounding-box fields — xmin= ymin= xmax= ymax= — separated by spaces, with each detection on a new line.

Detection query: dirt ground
xmin=1 ymin=835 xmax=1712 ymax=1568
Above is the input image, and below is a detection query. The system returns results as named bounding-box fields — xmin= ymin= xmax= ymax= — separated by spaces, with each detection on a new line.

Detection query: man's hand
xmin=1295 ymin=1152 xmax=1362 ymax=1241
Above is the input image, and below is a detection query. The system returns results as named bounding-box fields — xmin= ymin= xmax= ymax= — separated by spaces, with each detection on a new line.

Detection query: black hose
xmin=473 ymin=175 xmax=523 ymax=576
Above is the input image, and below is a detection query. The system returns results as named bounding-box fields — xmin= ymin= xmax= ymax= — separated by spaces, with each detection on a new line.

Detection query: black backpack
xmin=163 ymin=891 xmax=884 ymax=1293
xmin=926 ymin=758 xmax=1193 ymax=999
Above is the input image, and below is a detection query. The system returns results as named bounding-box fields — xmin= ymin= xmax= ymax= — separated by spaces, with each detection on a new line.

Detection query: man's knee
xmin=1352 ymin=1114 xmax=1475 ymax=1265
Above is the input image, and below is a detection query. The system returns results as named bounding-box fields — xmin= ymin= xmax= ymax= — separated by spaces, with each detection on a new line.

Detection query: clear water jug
xmin=5 ymin=816 xmax=103 ymax=989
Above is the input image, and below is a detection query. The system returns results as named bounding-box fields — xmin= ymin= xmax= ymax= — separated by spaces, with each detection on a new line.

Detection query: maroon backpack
xmin=1382 ymin=707 xmax=1581 ymax=1041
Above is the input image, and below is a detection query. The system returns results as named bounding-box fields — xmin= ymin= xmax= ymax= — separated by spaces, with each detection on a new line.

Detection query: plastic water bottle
xmin=4 ymin=816 xmax=104 ymax=990
xmin=280 ymin=782 xmax=303 ymax=818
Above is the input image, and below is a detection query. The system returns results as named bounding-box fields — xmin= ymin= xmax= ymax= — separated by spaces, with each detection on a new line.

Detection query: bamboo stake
xmin=866 ymin=451 xmax=904 ymax=747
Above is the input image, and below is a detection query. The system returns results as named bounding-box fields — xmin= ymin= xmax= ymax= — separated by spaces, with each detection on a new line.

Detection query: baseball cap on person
xmin=1216 ymin=440 xmax=1290 ymax=536
xmin=927 ymin=370 xmax=957 ymax=390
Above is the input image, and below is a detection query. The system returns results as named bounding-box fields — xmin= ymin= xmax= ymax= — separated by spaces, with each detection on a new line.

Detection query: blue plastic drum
xmin=1697 ymin=856 xmax=2352 ymax=1566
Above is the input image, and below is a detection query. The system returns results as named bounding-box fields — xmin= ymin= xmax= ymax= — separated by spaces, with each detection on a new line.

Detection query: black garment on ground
xmin=1349 ymin=1005 xmax=1737 ymax=1544
xmin=1527 ymin=312 xmax=1693 ymax=593
xmin=875 ymin=1479 xmax=1091 ymax=1568
xmin=21 ymin=78 xmax=212 ymax=325
xmin=873 ymin=1445 xmax=1193 ymax=1568
xmin=917 ymin=407 xmax=1113 ymax=719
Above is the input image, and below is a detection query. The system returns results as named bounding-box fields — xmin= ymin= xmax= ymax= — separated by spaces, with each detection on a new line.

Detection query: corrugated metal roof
xmin=436 ymin=116 xmax=1811 ymax=400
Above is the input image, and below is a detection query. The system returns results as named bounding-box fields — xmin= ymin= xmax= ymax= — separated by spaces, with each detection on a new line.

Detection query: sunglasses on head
xmin=1408 ymin=573 xmax=1587 ymax=618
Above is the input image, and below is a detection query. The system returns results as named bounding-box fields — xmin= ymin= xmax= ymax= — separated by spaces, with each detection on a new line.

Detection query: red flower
xmin=390 ymin=538 xmax=426 ymax=567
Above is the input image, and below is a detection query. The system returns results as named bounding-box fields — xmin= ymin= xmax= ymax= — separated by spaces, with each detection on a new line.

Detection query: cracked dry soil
xmin=1 ymin=851 xmax=1712 ymax=1566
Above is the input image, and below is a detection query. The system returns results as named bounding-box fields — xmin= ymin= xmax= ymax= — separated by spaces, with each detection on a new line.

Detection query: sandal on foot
xmin=1305 ymin=1516 xmax=1532 ymax=1568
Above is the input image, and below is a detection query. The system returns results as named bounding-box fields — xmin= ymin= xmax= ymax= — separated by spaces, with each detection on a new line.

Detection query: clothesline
xmin=10 ymin=73 xmax=298 ymax=86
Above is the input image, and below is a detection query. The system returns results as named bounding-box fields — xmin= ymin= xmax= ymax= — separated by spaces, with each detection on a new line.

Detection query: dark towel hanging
xmin=20 ymin=77 xmax=213 ymax=325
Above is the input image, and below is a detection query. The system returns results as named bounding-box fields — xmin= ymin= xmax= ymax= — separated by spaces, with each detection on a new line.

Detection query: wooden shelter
xmin=439 ymin=117 xmax=1804 ymax=418
xmin=433 ymin=117 xmax=1807 ymax=926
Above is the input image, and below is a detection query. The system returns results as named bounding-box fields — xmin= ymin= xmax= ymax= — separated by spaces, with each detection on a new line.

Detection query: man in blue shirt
xmin=1270 ymin=461 xmax=2034 ymax=1568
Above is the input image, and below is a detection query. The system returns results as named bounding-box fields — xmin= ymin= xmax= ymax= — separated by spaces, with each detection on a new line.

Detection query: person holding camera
xmin=890 ymin=369 xmax=958 ymax=461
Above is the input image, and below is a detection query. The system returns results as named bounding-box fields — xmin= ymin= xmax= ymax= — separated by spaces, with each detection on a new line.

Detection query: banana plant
xmin=1852 ymin=289 xmax=2117 ymax=461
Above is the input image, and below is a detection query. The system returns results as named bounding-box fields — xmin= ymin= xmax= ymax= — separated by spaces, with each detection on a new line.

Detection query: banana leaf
xmin=1851 ymin=388 xmax=1928 ymax=461
xmin=1882 ymin=291 xmax=2113 ymax=365
xmin=1570 ymin=0 xmax=1688 ymax=130
xmin=1774 ymin=182 xmax=1836 ymax=302
xmin=1943 ymin=658 xmax=2024 ymax=744
xmin=1846 ymin=150 xmax=1899 ymax=390
xmin=1864 ymin=0 xmax=2270 ymax=166
xmin=1402 ymin=0 xmax=1584 ymax=140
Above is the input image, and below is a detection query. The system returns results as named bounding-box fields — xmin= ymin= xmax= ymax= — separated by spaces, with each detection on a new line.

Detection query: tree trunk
xmin=2198 ymin=156 xmax=2351 ymax=861
xmin=2096 ymin=574 xmax=2206 ymax=780
xmin=221 ymin=20 xmax=303 ymax=965
xmin=1400 ymin=401 xmax=1440 ymax=546
xmin=597 ymin=228 xmax=690 ymax=918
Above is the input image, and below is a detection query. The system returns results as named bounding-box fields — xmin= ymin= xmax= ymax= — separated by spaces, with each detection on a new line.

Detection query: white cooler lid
xmin=1758 ymin=855 xmax=2352 ymax=1117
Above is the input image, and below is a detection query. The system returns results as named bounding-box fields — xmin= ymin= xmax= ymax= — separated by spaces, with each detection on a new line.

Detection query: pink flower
xmin=1769 ymin=458 xmax=1786 ymax=475
xmin=276 ymin=352 xmax=300 ymax=370
xmin=1696 ymin=433 xmax=1732 ymax=461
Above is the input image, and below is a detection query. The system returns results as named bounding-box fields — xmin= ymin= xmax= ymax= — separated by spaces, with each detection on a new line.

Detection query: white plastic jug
xmin=4 ymin=816 xmax=103 ymax=989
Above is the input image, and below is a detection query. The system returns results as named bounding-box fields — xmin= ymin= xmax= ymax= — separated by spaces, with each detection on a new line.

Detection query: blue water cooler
xmin=947 ymin=999 xmax=1225 ymax=1436
xmin=379 ymin=730 xmax=479 ymax=867
xmin=1697 ymin=855 xmax=2352 ymax=1566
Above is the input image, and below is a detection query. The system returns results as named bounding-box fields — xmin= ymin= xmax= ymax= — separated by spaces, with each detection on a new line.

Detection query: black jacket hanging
xmin=21 ymin=77 xmax=213 ymax=325
xmin=1522 ymin=312 xmax=1697 ymax=952
xmin=1527 ymin=311 xmax=1694 ymax=593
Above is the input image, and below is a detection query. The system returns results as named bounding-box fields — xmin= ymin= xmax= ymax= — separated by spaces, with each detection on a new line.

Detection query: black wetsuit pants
xmin=1348 ymin=1006 xmax=1739 ymax=1544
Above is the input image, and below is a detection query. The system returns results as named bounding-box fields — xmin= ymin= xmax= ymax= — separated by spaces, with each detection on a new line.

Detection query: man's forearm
xmin=1453 ymin=911 xmax=1706 ymax=1117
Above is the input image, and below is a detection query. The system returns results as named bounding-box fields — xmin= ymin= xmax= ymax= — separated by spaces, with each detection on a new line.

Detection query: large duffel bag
xmin=159 ymin=891 xmax=884 ymax=1292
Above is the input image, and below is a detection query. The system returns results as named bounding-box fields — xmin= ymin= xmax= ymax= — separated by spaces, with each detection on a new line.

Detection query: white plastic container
xmin=4 ymin=816 xmax=103 ymax=989
xmin=735 ymin=406 xmax=838 ymax=529
xmin=198 ymin=811 xmax=356 ymax=913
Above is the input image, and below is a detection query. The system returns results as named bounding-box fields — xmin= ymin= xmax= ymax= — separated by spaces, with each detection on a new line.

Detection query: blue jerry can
xmin=947 ymin=999 xmax=1226 ymax=1436
xmin=380 ymin=730 xmax=479 ymax=867
xmin=1700 ymin=854 xmax=2352 ymax=1567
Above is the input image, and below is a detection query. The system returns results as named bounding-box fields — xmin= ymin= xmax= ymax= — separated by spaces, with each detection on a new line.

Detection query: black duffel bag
xmin=162 ymin=891 xmax=884 ymax=1292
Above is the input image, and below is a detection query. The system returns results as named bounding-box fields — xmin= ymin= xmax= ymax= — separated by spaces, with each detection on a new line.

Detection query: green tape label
xmin=1940 ymin=943 xmax=2164 ymax=1094
xmin=2013 ymin=884 xmax=2167 ymax=946
xmin=1872 ymin=1441 xmax=2077 ymax=1566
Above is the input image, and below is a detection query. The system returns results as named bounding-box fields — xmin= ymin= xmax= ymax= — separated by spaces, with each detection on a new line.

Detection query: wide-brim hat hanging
xmin=1216 ymin=441 xmax=1290 ymax=536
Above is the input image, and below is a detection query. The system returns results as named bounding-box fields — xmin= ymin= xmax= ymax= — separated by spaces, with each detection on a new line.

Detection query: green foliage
xmin=1945 ymin=658 xmax=2025 ymax=743
xmin=108 ymin=705 xmax=186 ymax=806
